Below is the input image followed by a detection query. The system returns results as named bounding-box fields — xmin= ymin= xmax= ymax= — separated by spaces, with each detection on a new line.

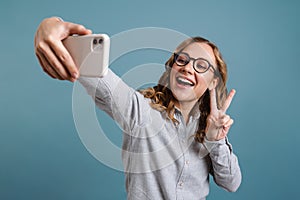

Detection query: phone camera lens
xmin=98 ymin=38 xmax=103 ymax=44
xmin=93 ymin=39 xmax=97 ymax=45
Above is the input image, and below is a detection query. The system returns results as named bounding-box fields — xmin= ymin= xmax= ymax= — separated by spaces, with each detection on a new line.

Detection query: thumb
xmin=66 ymin=22 xmax=93 ymax=35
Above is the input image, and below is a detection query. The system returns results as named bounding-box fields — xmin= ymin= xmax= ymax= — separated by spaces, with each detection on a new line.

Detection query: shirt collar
xmin=174 ymin=102 xmax=201 ymax=120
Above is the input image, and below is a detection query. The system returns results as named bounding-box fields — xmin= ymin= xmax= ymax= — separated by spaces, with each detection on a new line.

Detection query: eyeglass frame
xmin=173 ymin=52 xmax=218 ymax=75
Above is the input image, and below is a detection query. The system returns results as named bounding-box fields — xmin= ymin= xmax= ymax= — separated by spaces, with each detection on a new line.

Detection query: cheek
xmin=196 ymin=73 xmax=213 ymax=87
xmin=170 ymin=64 xmax=180 ymax=73
xmin=169 ymin=67 xmax=179 ymax=84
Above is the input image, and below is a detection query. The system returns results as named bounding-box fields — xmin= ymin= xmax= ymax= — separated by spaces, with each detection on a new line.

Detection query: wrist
xmin=205 ymin=135 xmax=214 ymax=141
xmin=204 ymin=136 xmax=226 ymax=144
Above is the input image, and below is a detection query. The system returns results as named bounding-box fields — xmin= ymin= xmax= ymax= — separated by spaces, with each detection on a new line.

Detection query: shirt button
xmin=178 ymin=182 xmax=184 ymax=187
xmin=185 ymin=160 xmax=189 ymax=165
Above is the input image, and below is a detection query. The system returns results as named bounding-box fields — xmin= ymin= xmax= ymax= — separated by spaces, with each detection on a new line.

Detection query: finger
xmin=43 ymin=66 xmax=64 ymax=80
xmin=50 ymin=39 xmax=79 ymax=79
xmin=221 ymin=126 xmax=230 ymax=137
xmin=216 ymin=129 xmax=228 ymax=140
xmin=55 ymin=22 xmax=92 ymax=79
xmin=36 ymin=41 xmax=71 ymax=80
xmin=209 ymin=88 xmax=218 ymax=112
xmin=224 ymin=118 xmax=234 ymax=128
xmin=221 ymin=89 xmax=236 ymax=112
xmin=66 ymin=22 xmax=93 ymax=35
xmin=37 ymin=51 xmax=64 ymax=80
xmin=36 ymin=52 xmax=54 ymax=78
xmin=36 ymin=51 xmax=57 ymax=79
xmin=219 ymin=114 xmax=230 ymax=125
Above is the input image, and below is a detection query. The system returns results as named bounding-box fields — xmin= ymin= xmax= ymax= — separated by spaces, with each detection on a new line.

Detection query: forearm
xmin=203 ymin=137 xmax=242 ymax=192
xmin=78 ymin=69 xmax=150 ymax=132
xmin=78 ymin=69 xmax=125 ymax=117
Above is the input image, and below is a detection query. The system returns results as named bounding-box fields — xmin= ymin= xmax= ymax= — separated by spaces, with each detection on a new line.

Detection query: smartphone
xmin=62 ymin=34 xmax=110 ymax=77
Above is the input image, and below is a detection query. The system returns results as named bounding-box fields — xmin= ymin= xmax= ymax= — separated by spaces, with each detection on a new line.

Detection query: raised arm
xmin=34 ymin=17 xmax=92 ymax=82
xmin=34 ymin=17 xmax=151 ymax=133
xmin=203 ymin=88 xmax=242 ymax=192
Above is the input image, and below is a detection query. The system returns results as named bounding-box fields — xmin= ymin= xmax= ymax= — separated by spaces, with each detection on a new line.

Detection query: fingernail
xmin=73 ymin=72 xmax=78 ymax=79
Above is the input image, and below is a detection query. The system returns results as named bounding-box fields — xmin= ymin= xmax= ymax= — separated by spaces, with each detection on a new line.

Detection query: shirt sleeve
xmin=203 ymin=137 xmax=242 ymax=192
xmin=77 ymin=69 xmax=151 ymax=133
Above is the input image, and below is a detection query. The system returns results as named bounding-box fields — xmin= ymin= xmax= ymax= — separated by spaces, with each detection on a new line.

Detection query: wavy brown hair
xmin=139 ymin=37 xmax=228 ymax=143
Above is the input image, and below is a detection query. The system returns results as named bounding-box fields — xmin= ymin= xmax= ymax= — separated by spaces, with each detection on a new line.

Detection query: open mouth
xmin=176 ymin=77 xmax=195 ymax=86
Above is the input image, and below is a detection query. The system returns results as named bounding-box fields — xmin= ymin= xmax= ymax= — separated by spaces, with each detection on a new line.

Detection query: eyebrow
xmin=181 ymin=51 xmax=215 ymax=64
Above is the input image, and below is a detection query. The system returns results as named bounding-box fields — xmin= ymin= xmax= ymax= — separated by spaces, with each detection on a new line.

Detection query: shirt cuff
xmin=203 ymin=137 xmax=226 ymax=153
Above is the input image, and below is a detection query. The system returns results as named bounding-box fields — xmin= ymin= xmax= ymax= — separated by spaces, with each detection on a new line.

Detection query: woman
xmin=34 ymin=17 xmax=241 ymax=200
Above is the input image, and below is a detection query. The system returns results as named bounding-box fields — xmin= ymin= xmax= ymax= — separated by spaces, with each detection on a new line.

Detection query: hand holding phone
xmin=62 ymin=34 xmax=110 ymax=77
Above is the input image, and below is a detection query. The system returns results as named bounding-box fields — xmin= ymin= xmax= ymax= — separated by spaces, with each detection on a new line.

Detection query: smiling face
xmin=169 ymin=42 xmax=218 ymax=108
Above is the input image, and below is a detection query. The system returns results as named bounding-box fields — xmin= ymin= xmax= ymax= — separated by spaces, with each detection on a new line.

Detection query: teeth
xmin=177 ymin=77 xmax=194 ymax=86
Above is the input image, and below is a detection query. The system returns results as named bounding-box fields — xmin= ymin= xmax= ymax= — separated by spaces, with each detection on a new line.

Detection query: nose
xmin=180 ymin=60 xmax=194 ymax=74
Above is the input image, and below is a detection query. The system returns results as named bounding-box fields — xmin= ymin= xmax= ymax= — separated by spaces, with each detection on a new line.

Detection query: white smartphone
xmin=62 ymin=34 xmax=110 ymax=77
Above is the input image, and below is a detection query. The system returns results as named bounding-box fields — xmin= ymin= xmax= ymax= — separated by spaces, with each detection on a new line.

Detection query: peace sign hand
xmin=205 ymin=88 xmax=236 ymax=141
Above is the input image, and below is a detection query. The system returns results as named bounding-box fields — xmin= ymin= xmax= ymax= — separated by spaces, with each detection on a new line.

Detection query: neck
xmin=175 ymin=101 xmax=198 ymax=124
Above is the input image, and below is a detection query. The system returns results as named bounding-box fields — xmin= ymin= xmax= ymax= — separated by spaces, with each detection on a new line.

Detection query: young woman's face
xmin=170 ymin=42 xmax=218 ymax=107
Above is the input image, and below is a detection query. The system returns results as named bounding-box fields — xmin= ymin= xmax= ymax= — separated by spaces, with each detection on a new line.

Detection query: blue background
xmin=1 ymin=0 xmax=299 ymax=199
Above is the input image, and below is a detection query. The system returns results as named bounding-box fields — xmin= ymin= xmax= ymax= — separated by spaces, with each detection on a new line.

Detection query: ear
xmin=208 ymin=77 xmax=219 ymax=90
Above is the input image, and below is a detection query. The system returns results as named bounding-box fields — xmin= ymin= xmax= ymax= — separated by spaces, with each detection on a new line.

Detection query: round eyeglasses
xmin=174 ymin=52 xmax=217 ymax=74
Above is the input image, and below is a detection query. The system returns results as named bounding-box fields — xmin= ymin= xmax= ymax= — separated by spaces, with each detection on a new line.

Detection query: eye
xmin=177 ymin=56 xmax=186 ymax=63
xmin=175 ymin=53 xmax=189 ymax=65
xmin=195 ymin=59 xmax=209 ymax=72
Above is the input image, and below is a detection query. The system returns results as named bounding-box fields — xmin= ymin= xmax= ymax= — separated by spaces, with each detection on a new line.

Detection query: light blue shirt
xmin=79 ymin=69 xmax=242 ymax=200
